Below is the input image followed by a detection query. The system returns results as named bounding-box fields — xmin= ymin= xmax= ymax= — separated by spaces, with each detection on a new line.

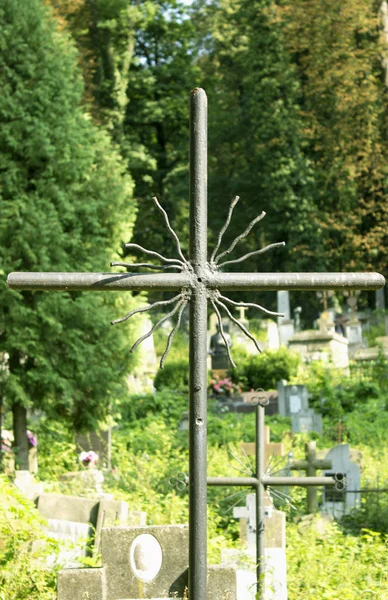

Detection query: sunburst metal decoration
xmin=111 ymin=195 xmax=285 ymax=369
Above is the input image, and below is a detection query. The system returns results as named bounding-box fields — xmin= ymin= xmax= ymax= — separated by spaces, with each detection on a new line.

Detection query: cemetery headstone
xmin=14 ymin=470 xmax=44 ymax=499
xmin=322 ymin=444 xmax=361 ymax=518
xmin=241 ymin=425 xmax=285 ymax=470
xmin=60 ymin=451 xmax=105 ymax=496
xmin=266 ymin=320 xmax=280 ymax=350
xmin=225 ymin=492 xmax=287 ymax=600
xmin=291 ymin=409 xmax=323 ymax=435
xmin=57 ymin=525 xmax=237 ymax=600
xmin=35 ymin=492 xmax=129 ymax=567
xmin=210 ymin=323 xmax=232 ymax=371
xmin=289 ymin=441 xmax=331 ymax=513
xmin=237 ymin=306 xmax=248 ymax=324
xmin=277 ymin=291 xmax=294 ymax=346
xmin=344 ymin=317 xmax=363 ymax=358
xmin=288 ymin=316 xmax=349 ymax=368
xmin=277 ymin=384 xmax=309 ymax=417
xmin=2 ymin=428 xmax=38 ymax=473
xmin=376 ymin=288 xmax=385 ymax=311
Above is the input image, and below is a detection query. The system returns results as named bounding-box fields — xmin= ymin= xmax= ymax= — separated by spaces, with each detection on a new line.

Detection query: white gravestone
xmin=277 ymin=291 xmax=294 ymax=346
xmin=322 ymin=444 xmax=361 ymax=518
xmin=278 ymin=384 xmax=309 ymax=417
xmin=266 ymin=320 xmax=280 ymax=350
xmin=227 ymin=493 xmax=287 ymax=600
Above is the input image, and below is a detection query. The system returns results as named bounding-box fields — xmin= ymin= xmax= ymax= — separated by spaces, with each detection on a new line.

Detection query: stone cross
xmin=7 ymin=88 xmax=385 ymax=600
xmin=289 ymin=441 xmax=332 ymax=513
xmin=240 ymin=425 xmax=285 ymax=470
xmin=205 ymin=399 xmax=350 ymax=600
xmin=237 ymin=306 xmax=248 ymax=323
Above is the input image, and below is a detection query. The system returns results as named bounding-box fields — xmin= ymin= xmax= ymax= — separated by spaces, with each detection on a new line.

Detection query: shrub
xmin=231 ymin=347 xmax=300 ymax=390
xmin=154 ymin=360 xmax=189 ymax=391
xmin=0 ymin=476 xmax=60 ymax=599
xmin=117 ymin=390 xmax=188 ymax=426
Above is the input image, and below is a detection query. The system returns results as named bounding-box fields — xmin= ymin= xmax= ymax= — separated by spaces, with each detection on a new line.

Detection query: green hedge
xmin=231 ymin=347 xmax=300 ymax=390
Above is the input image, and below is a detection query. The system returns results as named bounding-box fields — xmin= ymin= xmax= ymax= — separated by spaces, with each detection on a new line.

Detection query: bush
xmin=0 ymin=476 xmax=60 ymax=599
xmin=231 ymin=347 xmax=300 ymax=390
xmin=154 ymin=360 xmax=189 ymax=391
xmin=117 ymin=390 xmax=188 ymax=426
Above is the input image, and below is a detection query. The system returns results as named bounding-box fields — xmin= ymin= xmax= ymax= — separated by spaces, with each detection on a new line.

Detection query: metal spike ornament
xmin=111 ymin=193 xmax=285 ymax=369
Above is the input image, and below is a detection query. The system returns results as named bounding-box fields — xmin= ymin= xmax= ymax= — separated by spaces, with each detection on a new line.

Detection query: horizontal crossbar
xmin=6 ymin=272 xmax=192 ymax=292
xmin=206 ymin=475 xmax=336 ymax=487
xmin=7 ymin=271 xmax=385 ymax=292
xmin=262 ymin=475 xmax=336 ymax=487
xmin=210 ymin=272 xmax=385 ymax=291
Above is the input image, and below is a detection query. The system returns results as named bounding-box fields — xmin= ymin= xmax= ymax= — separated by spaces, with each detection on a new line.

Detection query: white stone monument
xmin=222 ymin=492 xmax=287 ymax=600
xmin=277 ymin=291 xmax=294 ymax=346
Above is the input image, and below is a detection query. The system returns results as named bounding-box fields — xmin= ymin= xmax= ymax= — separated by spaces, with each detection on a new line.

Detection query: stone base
xmin=221 ymin=548 xmax=287 ymax=600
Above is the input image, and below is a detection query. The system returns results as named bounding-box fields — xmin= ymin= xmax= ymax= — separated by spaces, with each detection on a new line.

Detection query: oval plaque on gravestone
xmin=129 ymin=533 xmax=163 ymax=582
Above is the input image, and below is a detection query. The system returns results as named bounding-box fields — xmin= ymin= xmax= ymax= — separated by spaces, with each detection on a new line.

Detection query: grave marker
xmin=322 ymin=444 xmax=361 ymax=518
xmin=240 ymin=424 xmax=284 ymax=470
xmin=277 ymin=291 xmax=294 ymax=346
xmin=35 ymin=492 xmax=129 ymax=564
xmin=291 ymin=409 xmax=323 ymax=435
xmin=229 ymin=493 xmax=287 ymax=600
xmin=57 ymin=525 xmax=238 ymax=600
xmin=7 ymin=88 xmax=385 ymax=599
xmin=289 ymin=441 xmax=332 ymax=513
xmin=278 ymin=384 xmax=309 ymax=417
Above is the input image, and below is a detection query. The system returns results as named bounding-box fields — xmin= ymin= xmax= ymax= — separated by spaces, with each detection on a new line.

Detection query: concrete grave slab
xmin=57 ymin=525 xmax=237 ymax=600
xmin=57 ymin=568 xmax=106 ymax=600
xmin=35 ymin=493 xmax=128 ymax=565
xmin=102 ymin=525 xmax=188 ymax=599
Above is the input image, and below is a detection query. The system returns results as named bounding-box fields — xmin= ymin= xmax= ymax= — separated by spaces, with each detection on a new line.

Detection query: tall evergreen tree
xmin=279 ymin=0 xmax=388 ymax=275
xmin=195 ymin=0 xmax=313 ymax=277
xmin=0 ymin=0 xmax=139 ymax=468
xmin=123 ymin=0 xmax=201 ymax=261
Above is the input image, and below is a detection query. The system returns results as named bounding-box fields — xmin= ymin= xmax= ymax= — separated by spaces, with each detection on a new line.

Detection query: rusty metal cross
xmin=7 ymin=88 xmax=385 ymax=599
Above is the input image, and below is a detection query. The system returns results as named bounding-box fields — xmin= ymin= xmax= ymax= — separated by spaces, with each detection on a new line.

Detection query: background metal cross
xmin=7 ymin=88 xmax=385 ymax=599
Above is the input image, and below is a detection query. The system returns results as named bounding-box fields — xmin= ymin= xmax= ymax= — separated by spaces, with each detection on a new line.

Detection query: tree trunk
xmin=12 ymin=401 xmax=29 ymax=470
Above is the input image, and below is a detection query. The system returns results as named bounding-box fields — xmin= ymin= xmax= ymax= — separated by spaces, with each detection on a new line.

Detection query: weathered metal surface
xmin=7 ymin=270 xmax=385 ymax=292
xmin=189 ymin=87 xmax=208 ymax=600
xmin=209 ymin=272 xmax=385 ymax=291
xmin=256 ymin=404 xmax=265 ymax=598
xmin=206 ymin=477 xmax=259 ymax=487
xmin=261 ymin=476 xmax=337 ymax=487
xmin=6 ymin=271 xmax=192 ymax=291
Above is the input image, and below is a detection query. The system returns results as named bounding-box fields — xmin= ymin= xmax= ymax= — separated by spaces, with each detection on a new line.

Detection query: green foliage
xmin=287 ymin=521 xmax=388 ymax=598
xmin=363 ymin=310 xmax=388 ymax=347
xmin=116 ymin=389 xmax=188 ymax=426
xmin=279 ymin=0 xmax=388 ymax=275
xmin=0 ymin=0 xmax=140 ymax=457
xmin=196 ymin=0 xmax=313 ymax=290
xmin=0 ymin=476 xmax=59 ymax=599
xmin=154 ymin=360 xmax=190 ymax=391
xmin=153 ymin=326 xmax=189 ymax=362
xmin=231 ymin=347 xmax=300 ymax=390
xmin=32 ymin=417 xmax=79 ymax=481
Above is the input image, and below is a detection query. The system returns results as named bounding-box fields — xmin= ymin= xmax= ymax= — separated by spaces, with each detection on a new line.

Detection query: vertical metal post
xmin=306 ymin=441 xmax=317 ymax=513
xmin=256 ymin=404 xmax=265 ymax=598
xmin=189 ymin=88 xmax=208 ymax=599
